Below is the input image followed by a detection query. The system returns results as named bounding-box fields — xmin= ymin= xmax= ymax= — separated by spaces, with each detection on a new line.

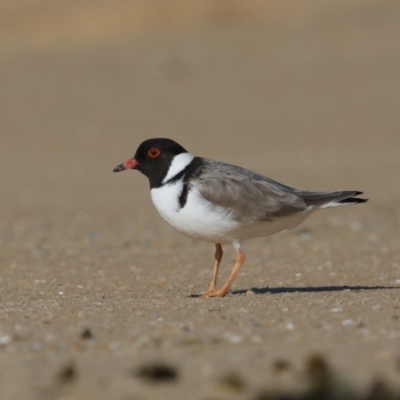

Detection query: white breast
xmin=150 ymin=183 xmax=240 ymax=243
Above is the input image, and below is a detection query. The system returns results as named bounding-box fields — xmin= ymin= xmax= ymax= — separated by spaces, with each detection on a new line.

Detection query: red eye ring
xmin=147 ymin=147 xmax=161 ymax=158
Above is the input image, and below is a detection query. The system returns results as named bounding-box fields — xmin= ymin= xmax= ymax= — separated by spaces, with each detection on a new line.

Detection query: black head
xmin=113 ymin=138 xmax=188 ymax=188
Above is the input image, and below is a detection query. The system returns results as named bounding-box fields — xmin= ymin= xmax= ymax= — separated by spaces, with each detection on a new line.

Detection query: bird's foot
xmin=200 ymin=288 xmax=229 ymax=298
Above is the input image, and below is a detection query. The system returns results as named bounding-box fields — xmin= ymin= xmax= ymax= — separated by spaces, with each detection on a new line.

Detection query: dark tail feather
xmin=300 ymin=190 xmax=368 ymax=208
xmin=337 ymin=191 xmax=368 ymax=205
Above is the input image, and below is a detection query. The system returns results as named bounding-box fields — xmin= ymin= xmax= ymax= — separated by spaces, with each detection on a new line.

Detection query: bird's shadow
xmin=188 ymin=285 xmax=399 ymax=298
xmin=232 ymin=285 xmax=399 ymax=295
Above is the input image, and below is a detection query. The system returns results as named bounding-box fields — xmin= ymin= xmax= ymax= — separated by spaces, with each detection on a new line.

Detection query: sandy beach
xmin=0 ymin=1 xmax=399 ymax=398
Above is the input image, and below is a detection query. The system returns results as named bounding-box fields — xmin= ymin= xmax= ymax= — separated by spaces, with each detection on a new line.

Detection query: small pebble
xmin=80 ymin=328 xmax=94 ymax=340
xmin=44 ymin=333 xmax=54 ymax=341
xmin=0 ymin=336 xmax=12 ymax=346
xmin=57 ymin=361 xmax=77 ymax=384
xmin=273 ymin=359 xmax=291 ymax=372
xmin=388 ymin=331 xmax=399 ymax=339
xmin=31 ymin=342 xmax=43 ymax=351
xmin=217 ymin=372 xmax=246 ymax=392
xmin=134 ymin=363 xmax=178 ymax=383
xmin=341 ymin=319 xmax=354 ymax=326
xmin=109 ymin=341 xmax=122 ymax=353
xmin=251 ymin=335 xmax=262 ymax=343
xmin=223 ymin=332 xmax=243 ymax=344
xmin=307 ymin=354 xmax=330 ymax=381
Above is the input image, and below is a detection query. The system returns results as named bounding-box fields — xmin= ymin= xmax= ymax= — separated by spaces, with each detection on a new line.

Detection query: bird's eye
xmin=147 ymin=148 xmax=161 ymax=158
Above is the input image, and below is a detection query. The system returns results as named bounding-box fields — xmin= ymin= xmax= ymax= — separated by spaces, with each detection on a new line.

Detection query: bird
xmin=113 ymin=138 xmax=367 ymax=298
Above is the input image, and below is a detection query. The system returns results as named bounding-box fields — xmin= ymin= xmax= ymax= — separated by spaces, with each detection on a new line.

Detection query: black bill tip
xmin=113 ymin=164 xmax=125 ymax=172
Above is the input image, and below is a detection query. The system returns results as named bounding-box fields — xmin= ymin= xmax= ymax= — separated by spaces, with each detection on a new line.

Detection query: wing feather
xmin=192 ymin=160 xmax=306 ymax=224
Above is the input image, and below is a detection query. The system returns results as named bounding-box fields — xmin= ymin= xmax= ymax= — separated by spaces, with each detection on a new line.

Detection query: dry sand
xmin=0 ymin=1 xmax=400 ymax=399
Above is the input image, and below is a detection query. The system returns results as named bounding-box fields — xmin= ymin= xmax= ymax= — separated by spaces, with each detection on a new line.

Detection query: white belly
xmin=150 ymin=182 xmax=311 ymax=244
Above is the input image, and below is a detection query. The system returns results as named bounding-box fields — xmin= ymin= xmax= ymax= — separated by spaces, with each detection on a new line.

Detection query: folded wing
xmin=193 ymin=159 xmax=367 ymax=224
xmin=194 ymin=160 xmax=307 ymax=224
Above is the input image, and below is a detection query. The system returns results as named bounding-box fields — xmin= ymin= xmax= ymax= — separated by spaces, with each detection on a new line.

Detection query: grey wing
xmin=193 ymin=160 xmax=307 ymax=224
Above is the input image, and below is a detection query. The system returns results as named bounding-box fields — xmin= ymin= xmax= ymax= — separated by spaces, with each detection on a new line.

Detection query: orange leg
xmin=202 ymin=242 xmax=246 ymax=298
xmin=201 ymin=244 xmax=223 ymax=297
